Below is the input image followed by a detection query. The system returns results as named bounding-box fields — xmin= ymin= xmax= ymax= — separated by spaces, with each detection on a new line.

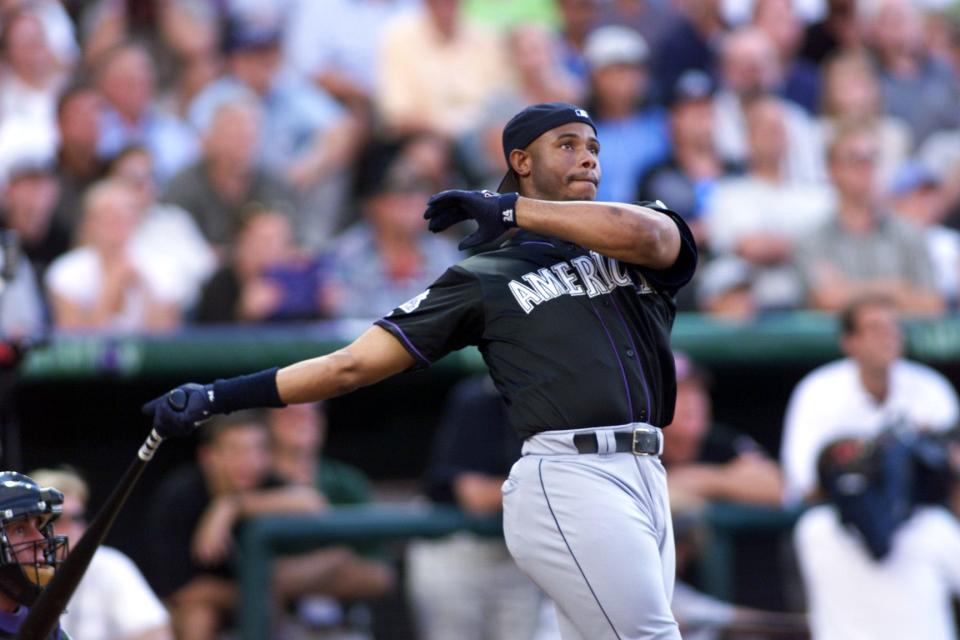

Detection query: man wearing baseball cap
xmin=146 ymin=102 xmax=698 ymax=639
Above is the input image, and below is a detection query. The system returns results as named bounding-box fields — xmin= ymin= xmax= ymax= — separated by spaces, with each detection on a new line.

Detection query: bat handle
xmin=137 ymin=429 xmax=164 ymax=462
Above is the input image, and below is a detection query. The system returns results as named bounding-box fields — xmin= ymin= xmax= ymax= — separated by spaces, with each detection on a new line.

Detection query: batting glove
xmin=424 ymin=190 xmax=520 ymax=250
xmin=142 ymin=383 xmax=214 ymax=438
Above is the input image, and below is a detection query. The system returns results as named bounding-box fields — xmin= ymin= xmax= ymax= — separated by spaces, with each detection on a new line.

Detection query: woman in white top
xmin=45 ymin=179 xmax=179 ymax=332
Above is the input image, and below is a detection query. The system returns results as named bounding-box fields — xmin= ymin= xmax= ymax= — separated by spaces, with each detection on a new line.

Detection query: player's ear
xmin=509 ymin=149 xmax=533 ymax=179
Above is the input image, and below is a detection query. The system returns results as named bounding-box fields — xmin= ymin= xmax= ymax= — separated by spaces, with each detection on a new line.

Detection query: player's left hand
xmin=142 ymin=383 xmax=214 ymax=439
xmin=424 ymin=189 xmax=519 ymax=250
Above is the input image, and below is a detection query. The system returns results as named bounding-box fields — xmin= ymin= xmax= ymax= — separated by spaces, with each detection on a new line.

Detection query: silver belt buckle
xmin=631 ymin=425 xmax=663 ymax=456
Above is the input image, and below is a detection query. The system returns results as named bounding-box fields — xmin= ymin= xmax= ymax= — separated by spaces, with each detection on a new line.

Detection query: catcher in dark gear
xmin=0 ymin=471 xmax=69 ymax=639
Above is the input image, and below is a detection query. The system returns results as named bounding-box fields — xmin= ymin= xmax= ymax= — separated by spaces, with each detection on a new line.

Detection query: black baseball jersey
xmin=375 ymin=209 xmax=698 ymax=439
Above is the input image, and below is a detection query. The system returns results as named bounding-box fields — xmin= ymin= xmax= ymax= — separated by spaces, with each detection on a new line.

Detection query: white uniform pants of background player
xmin=502 ymin=424 xmax=680 ymax=640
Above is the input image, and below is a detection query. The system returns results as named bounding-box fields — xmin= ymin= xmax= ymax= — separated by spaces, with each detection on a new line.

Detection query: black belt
xmin=572 ymin=426 xmax=663 ymax=456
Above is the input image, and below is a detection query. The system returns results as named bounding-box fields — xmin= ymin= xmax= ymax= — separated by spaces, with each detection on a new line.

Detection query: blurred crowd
xmin=0 ymin=0 xmax=959 ymax=341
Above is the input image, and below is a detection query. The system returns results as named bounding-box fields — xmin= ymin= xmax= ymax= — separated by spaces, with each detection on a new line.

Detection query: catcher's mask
xmin=0 ymin=471 xmax=68 ymax=605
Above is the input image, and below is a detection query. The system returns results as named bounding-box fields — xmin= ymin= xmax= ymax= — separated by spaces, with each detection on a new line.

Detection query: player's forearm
xmin=277 ymin=325 xmax=416 ymax=404
xmin=516 ymin=197 xmax=681 ymax=267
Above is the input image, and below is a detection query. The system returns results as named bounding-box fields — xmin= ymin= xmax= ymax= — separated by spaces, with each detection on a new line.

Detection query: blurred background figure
xmin=713 ymin=27 xmax=824 ymax=185
xmin=0 ymin=7 xmax=66 ymax=184
xmin=663 ymin=353 xmax=783 ymax=506
xmin=284 ymin=0 xmax=415 ymax=120
xmin=94 ymin=41 xmax=198 ymax=185
xmin=145 ymin=411 xmax=391 ymax=640
xmin=188 ymin=13 xmax=359 ymax=250
xmin=51 ymin=83 xmax=107 ymax=235
xmin=866 ymin=0 xmax=960 ymax=150
xmin=653 ymin=0 xmax=726 ymax=103
xmin=751 ymin=0 xmax=820 ymax=114
xmin=582 ymin=25 xmax=669 ymax=204
xmin=798 ymin=0 xmax=863 ymax=65
xmin=552 ymin=0 xmax=601 ymax=90
xmin=407 ymin=375 xmax=541 ymax=640
xmin=30 ymin=467 xmax=173 ymax=640
xmin=163 ymin=99 xmax=293 ymax=253
xmin=637 ymin=69 xmax=728 ymax=252
xmin=794 ymin=432 xmax=960 ymax=640
xmin=376 ymin=0 xmax=514 ymax=140
xmin=108 ymin=145 xmax=216 ymax=316
xmin=45 ymin=179 xmax=180 ymax=333
xmin=0 ymin=160 xmax=68 ymax=285
xmin=194 ymin=205 xmax=322 ymax=324
xmin=796 ymin=124 xmax=944 ymax=315
xmin=816 ymin=51 xmax=911 ymax=191
xmin=323 ymin=154 xmax=461 ymax=319
xmin=701 ymin=95 xmax=833 ymax=317
xmin=780 ymin=295 xmax=959 ymax=505
xmin=267 ymin=403 xmax=395 ymax=636
xmin=888 ymin=162 xmax=960 ymax=311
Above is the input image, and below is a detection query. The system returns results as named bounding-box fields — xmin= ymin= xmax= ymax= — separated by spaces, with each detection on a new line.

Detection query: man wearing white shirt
xmin=780 ymin=295 xmax=959 ymax=505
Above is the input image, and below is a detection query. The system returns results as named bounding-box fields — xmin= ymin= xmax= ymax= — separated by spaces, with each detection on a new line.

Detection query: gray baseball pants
xmin=502 ymin=424 xmax=680 ymax=640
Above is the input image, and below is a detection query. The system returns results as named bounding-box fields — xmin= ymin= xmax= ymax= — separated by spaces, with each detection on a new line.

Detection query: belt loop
xmin=597 ymin=430 xmax=616 ymax=456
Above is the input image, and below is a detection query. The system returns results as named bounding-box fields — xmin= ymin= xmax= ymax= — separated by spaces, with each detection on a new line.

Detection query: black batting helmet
xmin=0 ymin=471 xmax=67 ymax=605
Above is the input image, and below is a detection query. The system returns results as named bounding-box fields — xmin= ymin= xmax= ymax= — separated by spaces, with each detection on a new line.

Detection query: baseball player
xmin=0 ymin=471 xmax=70 ymax=639
xmin=145 ymin=102 xmax=698 ymax=639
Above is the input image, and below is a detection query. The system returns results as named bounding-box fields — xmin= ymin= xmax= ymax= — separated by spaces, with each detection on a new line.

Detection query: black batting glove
xmin=424 ymin=190 xmax=520 ymax=250
xmin=142 ymin=383 xmax=214 ymax=438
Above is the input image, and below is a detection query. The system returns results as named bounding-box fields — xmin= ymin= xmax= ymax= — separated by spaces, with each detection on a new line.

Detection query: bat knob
xmin=167 ymin=388 xmax=188 ymax=411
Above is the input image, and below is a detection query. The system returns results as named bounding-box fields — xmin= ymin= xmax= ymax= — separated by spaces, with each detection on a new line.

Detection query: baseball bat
xmin=16 ymin=389 xmax=187 ymax=640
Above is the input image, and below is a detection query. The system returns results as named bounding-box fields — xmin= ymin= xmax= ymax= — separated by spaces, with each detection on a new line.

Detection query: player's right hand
xmin=142 ymin=383 xmax=214 ymax=439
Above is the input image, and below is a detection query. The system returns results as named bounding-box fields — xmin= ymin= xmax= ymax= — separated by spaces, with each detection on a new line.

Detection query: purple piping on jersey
xmin=378 ymin=319 xmax=430 ymax=366
xmin=520 ymin=241 xmax=556 ymax=248
xmin=587 ymin=301 xmax=634 ymax=423
xmin=609 ymin=295 xmax=652 ymax=423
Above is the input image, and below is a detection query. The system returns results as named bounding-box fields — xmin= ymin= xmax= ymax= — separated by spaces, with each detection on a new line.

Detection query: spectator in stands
xmin=164 ymin=99 xmax=294 ymax=251
xmin=583 ymin=25 xmax=670 ymax=205
xmin=108 ymin=145 xmax=216 ymax=314
xmin=284 ymin=0 xmax=413 ymax=116
xmin=751 ymin=0 xmax=820 ymax=114
xmin=30 ymin=467 xmax=173 ymax=640
xmin=794 ymin=435 xmax=960 ymax=640
xmin=376 ymin=0 xmax=515 ymax=140
xmin=154 ymin=0 xmax=223 ymax=120
xmin=95 ymin=41 xmax=198 ymax=185
xmin=188 ymin=15 xmax=358 ymax=248
xmin=637 ymin=69 xmax=730 ymax=249
xmin=506 ymin=22 xmax=583 ymax=107
xmin=45 ymin=179 xmax=180 ymax=333
xmin=267 ymin=403 xmax=395 ymax=632
xmin=145 ymin=411 xmax=390 ymax=640
xmin=798 ymin=0 xmax=862 ymax=66
xmin=0 ymin=160 xmax=68 ymax=283
xmin=0 ymin=7 xmax=64 ymax=184
xmin=780 ymin=295 xmax=959 ymax=505
xmin=0 ymin=248 xmax=44 ymax=366
xmin=407 ymin=375 xmax=542 ymax=640
xmin=653 ymin=0 xmax=725 ymax=102
xmin=595 ymin=0 xmax=679 ymax=55
xmin=194 ymin=205 xmax=322 ymax=324
xmin=816 ymin=52 xmax=912 ymax=190
xmin=701 ymin=95 xmax=833 ymax=315
xmin=553 ymin=0 xmax=600 ymax=87
xmin=867 ymin=0 xmax=960 ymax=149
xmin=713 ymin=27 xmax=824 ymax=185
xmin=51 ymin=84 xmax=107 ymax=234
xmin=324 ymin=156 xmax=461 ymax=319
xmin=796 ymin=124 xmax=944 ymax=315
xmin=889 ymin=162 xmax=960 ymax=311
xmin=663 ymin=353 xmax=783 ymax=506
